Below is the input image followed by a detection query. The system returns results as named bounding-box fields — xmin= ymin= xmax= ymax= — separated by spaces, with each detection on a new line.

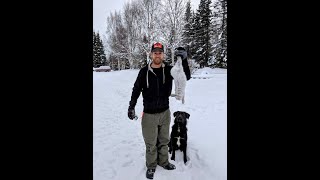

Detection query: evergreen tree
xmin=189 ymin=11 xmax=197 ymax=61
xmin=182 ymin=0 xmax=193 ymax=59
xmin=195 ymin=0 xmax=213 ymax=67
xmin=97 ymin=32 xmax=107 ymax=66
xmin=212 ymin=0 xmax=227 ymax=68
xmin=191 ymin=10 xmax=201 ymax=65
xmin=93 ymin=31 xmax=99 ymax=67
xmin=93 ymin=31 xmax=107 ymax=67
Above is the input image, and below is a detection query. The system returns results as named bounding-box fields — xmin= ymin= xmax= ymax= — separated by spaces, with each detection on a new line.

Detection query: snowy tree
xmin=193 ymin=0 xmax=213 ymax=68
xmin=189 ymin=11 xmax=200 ymax=62
xmin=138 ymin=0 xmax=162 ymax=65
xmin=211 ymin=0 xmax=227 ymax=68
xmin=101 ymin=33 xmax=110 ymax=67
xmin=93 ymin=31 xmax=107 ymax=67
xmin=182 ymin=0 xmax=193 ymax=59
xmin=123 ymin=1 xmax=144 ymax=69
xmin=102 ymin=0 xmax=225 ymax=70
xmin=104 ymin=0 xmax=155 ymax=69
xmin=97 ymin=32 xmax=107 ymax=66
xmin=93 ymin=32 xmax=98 ymax=67
xmin=106 ymin=11 xmax=128 ymax=70
xmin=159 ymin=0 xmax=186 ymax=65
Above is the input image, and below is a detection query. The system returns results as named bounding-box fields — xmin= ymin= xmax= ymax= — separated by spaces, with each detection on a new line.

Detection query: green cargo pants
xmin=141 ymin=109 xmax=171 ymax=169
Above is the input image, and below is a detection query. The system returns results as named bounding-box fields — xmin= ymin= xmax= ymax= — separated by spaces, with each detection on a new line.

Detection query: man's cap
xmin=151 ymin=42 xmax=164 ymax=52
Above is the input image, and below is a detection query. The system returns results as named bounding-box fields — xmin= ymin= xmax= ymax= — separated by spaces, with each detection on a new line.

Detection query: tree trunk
xmin=146 ymin=51 xmax=150 ymax=65
xmin=171 ymin=47 xmax=175 ymax=65
xmin=129 ymin=53 xmax=133 ymax=69
xmin=118 ymin=59 xmax=120 ymax=70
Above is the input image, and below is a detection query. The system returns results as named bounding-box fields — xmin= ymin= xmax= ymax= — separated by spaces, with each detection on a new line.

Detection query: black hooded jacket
xmin=129 ymin=61 xmax=191 ymax=114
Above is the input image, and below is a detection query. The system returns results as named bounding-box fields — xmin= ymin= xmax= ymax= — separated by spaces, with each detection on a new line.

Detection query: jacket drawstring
xmin=146 ymin=62 xmax=166 ymax=88
xmin=162 ymin=63 xmax=165 ymax=84
xmin=147 ymin=70 xmax=149 ymax=88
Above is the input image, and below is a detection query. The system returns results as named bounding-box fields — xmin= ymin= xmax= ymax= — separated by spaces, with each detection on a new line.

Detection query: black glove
xmin=175 ymin=47 xmax=187 ymax=60
xmin=128 ymin=106 xmax=136 ymax=120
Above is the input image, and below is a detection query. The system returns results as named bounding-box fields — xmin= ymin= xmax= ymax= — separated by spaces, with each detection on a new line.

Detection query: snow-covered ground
xmin=93 ymin=68 xmax=227 ymax=180
xmin=191 ymin=67 xmax=226 ymax=79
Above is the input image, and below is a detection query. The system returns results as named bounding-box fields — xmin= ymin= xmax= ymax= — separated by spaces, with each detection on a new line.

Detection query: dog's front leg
xmin=168 ymin=140 xmax=172 ymax=154
xmin=171 ymin=146 xmax=176 ymax=161
xmin=183 ymin=145 xmax=187 ymax=164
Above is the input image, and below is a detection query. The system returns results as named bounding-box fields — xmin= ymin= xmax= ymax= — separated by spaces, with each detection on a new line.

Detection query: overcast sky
xmin=93 ymin=0 xmax=201 ymax=34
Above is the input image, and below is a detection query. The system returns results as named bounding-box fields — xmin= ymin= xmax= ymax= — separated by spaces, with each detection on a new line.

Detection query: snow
xmin=94 ymin=66 xmax=112 ymax=72
xmin=97 ymin=66 xmax=111 ymax=69
xmin=191 ymin=67 xmax=227 ymax=79
xmin=93 ymin=68 xmax=227 ymax=180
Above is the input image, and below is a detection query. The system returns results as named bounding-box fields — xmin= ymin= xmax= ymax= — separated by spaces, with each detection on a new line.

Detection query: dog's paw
xmin=171 ymin=157 xmax=175 ymax=161
xmin=184 ymin=160 xmax=188 ymax=164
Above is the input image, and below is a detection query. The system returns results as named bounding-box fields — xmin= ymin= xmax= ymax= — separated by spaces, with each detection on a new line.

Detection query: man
xmin=128 ymin=42 xmax=191 ymax=179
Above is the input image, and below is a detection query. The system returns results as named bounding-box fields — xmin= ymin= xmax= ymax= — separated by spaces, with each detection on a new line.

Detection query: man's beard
xmin=153 ymin=57 xmax=162 ymax=65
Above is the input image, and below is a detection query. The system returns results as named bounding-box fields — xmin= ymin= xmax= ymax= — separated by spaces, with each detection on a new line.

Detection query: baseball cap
xmin=151 ymin=42 xmax=164 ymax=52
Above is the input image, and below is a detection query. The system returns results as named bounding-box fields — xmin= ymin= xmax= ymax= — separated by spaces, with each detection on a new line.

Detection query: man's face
xmin=151 ymin=50 xmax=164 ymax=65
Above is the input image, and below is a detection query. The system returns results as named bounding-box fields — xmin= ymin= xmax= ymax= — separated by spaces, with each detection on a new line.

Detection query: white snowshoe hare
xmin=170 ymin=47 xmax=188 ymax=104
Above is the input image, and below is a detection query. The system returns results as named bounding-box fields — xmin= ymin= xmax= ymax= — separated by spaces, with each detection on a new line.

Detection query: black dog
xmin=168 ymin=111 xmax=190 ymax=164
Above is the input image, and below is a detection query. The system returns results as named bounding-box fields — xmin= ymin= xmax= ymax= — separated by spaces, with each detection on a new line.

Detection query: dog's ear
xmin=173 ymin=111 xmax=179 ymax=117
xmin=185 ymin=113 xmax=190 ymax=119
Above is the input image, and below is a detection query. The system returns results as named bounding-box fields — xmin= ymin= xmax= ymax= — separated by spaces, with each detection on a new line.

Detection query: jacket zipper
xmin=149 ymin=69 xmax=160 ymax=110
xmin=156 ymin=76 xmax=159 ymax=108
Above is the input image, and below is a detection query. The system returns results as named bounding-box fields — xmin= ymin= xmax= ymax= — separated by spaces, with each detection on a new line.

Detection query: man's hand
xmin=175 ymin=47 xmax=187 ymax=60
xmin=128 ymin=106 xmax=136 ymax=120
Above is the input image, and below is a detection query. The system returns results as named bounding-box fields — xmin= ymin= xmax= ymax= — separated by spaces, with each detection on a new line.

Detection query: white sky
xmin=93 ymin=0 xmax=201 ymax=34
xmin=93 ymin=67 xmax=227 ymax=180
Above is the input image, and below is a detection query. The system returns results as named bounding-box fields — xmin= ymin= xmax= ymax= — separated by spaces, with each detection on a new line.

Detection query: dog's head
xmin=173 ymin=111 xmax=190 ymax=126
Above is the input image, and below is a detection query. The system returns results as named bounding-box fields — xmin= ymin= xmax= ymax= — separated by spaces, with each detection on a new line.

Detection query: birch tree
xmin=159 ymin=0 xmax=186 ymax=65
